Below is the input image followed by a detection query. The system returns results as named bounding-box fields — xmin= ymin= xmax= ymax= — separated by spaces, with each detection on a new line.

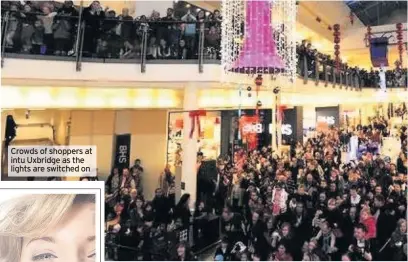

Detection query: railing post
xmin=345 ymin=69 xmax=349 ymax=89
xmin=1 ymin=12 xmax=10 ymax=68
xmin=75 ymin=2 xmax=84 ymax=72
xmin=324 ymin=62 xmax=329 ymax=87
xmin=141 ymin=23 xmax=148 ymax=73
xmin=198 ymin=22 xmax=205 ymax=73
xmin=303 ymin=55 xmax=308 ymax=84
xmin=339 ymin=70 xmax=343 ymax=89
xmin=315 ymin=55 xmax=319 ymax=86
xmin=332 ymin=66 xmax=336 ymax=88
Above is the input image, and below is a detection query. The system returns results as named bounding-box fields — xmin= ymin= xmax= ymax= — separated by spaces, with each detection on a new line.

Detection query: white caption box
xmin=8 ymin=146 xmax=97 ymax=177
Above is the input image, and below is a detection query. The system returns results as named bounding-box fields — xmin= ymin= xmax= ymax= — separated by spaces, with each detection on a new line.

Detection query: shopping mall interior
xmin=1 ymin=0 xmax=407 ymax=261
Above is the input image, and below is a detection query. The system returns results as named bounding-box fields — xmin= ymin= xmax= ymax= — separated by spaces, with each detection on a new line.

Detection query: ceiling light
xmin=196 ymin=8 xmax=201 ymax=12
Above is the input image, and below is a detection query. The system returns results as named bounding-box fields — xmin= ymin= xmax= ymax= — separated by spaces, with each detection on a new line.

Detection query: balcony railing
xmin=1 ymin=9 xmax=407 ymax=89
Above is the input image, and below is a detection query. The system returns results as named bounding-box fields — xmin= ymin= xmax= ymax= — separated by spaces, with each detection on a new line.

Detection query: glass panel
xmin=203 ymin=20 xmax=221 ymax=61
xmin=143 ymin=19 xmax=199 ymax=61
xmin=1 ymin=1 xmax=79 ymax=58
xmin=80 ymin=8 xmax=141 ymax=60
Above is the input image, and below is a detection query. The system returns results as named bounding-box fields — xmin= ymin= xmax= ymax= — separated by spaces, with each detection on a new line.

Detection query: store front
xmin=219 ymin=107 xmax=303 ymax=156
xmin=167 ymin=111 xmax=221 ymax=171
xmin=166 ymin=107 xmax=303 ymax=169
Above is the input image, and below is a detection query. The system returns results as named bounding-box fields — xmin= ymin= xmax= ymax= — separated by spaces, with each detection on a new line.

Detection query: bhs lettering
xmin=118 ymin=145 xmax=128 ymax=164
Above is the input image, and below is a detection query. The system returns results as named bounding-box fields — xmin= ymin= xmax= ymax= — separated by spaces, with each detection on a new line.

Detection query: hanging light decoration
xmin=366 ymin=26 xmax=372 ymax=46
xmin=221 ymin=0 xmax=297 ymax=85
xmin=396 ymin=23 xmax=404 ymax=65
xmin=333 ymin=24 xmax=341 ymax=72
xmin=222 ymin=0 xmax=297 ymax=152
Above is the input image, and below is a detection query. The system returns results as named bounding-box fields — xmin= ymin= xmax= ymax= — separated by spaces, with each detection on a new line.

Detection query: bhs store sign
xmin=243 ymin=123 xmax=292 ymax=135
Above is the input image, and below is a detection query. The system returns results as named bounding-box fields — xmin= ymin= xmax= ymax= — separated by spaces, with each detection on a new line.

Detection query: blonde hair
xmin=0 ymin=194 xmax=95 ymax=262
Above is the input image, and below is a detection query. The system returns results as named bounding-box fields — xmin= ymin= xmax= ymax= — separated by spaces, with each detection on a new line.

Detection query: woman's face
xmin=130 ymin=191 xmax=137 ymax=199
xmin=267 ymin=219 xmax=273 ymax=229
xmin=282 ymin=226 xmax=289 ymax=236
xmin=91 ymin=1 xmax=100 ymax=10
xmin=360 ymin=211 xmax=368 ymax=220
xmin=400 ymin=221 xmax=407 ymax=233
xmin=20 ymin=203 xmax=95 ymax=262
xmin=328 ymin=201 xmax=336 ymax=211
xmin=42 ymin=6 xmax=51 ymax=14
xmin=319 ymin=193 xmax=326 ymax=202
xmin=136 ymin=199 xmax=143 ymax=208
xmin=278 ymin=245 xmax=286 ymax=254
xmin=24 ymin=5 xmax=31 ymax=12
xmin=177 ymin=245 xmax=185 ymax=256
xmin=308 ymin=241 xmax=316 ymax=251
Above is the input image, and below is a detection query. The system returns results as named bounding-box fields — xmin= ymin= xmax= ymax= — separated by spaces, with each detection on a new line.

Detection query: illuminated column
xmin=181 ymin=84 xmax=199 ymax=210
xmin=277 ymin=93 xmax=282 ymax=150
xmin=271 ymin=95 xmax=278 ymax=152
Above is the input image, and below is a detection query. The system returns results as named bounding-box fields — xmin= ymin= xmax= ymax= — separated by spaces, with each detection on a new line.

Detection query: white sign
xmin=243 ymin=123 xmax=263 ymax=134
xmin=281 ymin=124 xmax=293 ymax=136
xmin=243 ymin=123 xmax=292 ymax=136
xmin=317 ymin=116 xmax=335 ymax=125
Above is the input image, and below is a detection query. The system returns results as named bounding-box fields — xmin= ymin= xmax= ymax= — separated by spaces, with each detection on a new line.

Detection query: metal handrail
xmin=141 ymin=24 xmax=148 ymax=73
xmin=1 ymin=11 xmax=10 ymax=68
xmin=198 ymin=22 xmax=205 ymax=73
xmin=75 ymin=1 xmax=84 ymax=71
xmin=0 ymin=7 xmax=405 ymax=90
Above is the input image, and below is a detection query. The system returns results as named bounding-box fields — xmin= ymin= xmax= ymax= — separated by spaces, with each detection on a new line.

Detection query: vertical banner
xmin=114 ymin=134 xmax=131 ymax=170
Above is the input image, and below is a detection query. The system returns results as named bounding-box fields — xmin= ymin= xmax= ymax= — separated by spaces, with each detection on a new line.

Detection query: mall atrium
xmin=1 ymin=0 xmax=407 ymax=261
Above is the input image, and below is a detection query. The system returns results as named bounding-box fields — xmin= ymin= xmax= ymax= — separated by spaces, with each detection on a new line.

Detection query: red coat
xmin=361 ymin=216 xmax=377 ymax=239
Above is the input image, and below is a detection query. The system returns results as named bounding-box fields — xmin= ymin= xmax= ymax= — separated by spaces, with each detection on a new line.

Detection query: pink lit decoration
xmin=231 ymin=0 xmax=285 ymax=73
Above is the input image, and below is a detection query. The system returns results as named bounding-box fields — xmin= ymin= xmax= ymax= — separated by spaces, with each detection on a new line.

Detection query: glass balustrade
xmin=1 ymin=9 xmax=79 ymax=60
xmin=1 ymin=2 xmax=406 ymax=89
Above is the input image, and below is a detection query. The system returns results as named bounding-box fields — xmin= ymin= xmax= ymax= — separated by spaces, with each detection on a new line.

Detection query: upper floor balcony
xmin=1 ymin=1 xmax=407 ymax=90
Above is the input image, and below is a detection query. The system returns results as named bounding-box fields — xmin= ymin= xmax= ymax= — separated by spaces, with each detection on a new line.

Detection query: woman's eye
xmin=88 ymin=252 xmax=96 ymax=258
xmin=32 ymin=253 xmax=57 ymax=261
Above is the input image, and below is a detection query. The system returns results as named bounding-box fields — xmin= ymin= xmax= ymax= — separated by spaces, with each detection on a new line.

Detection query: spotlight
xmin=248 ymin=93 xmax=252 ymax=98
xmin=273 ymin=87 xmax=281 ymax=94
xmin=186 ymin=4 xmax=191 ymax=8
xmin=257 ymin=100 xmax=262 ymax=107
xmin=247 ymin=86 xmax=252 ymax=91
xmin=196 ymin=8 xmax=201 ymax=12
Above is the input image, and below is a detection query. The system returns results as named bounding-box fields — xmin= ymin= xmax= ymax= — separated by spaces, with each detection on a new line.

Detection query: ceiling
xmin=345 ymin=1 xmax=407 ymax=26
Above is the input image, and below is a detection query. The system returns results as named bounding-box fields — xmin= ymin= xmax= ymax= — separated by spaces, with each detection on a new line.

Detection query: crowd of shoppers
xmin=212 ymin=124 xmax=406 ymax=261
xmin=1 ymin=0 xmax=221 ymax=59
xmin=103 ymin=120 xmax=407 ymax=261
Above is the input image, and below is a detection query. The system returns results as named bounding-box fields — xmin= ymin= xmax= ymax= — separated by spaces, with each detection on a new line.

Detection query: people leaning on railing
xmin=1 ymin=1 xmax=407 ymax=88
xmin=1 ymin=0 xmax=222 ymax=60
xmin=296 ymin=40 xmax=408 ymax=88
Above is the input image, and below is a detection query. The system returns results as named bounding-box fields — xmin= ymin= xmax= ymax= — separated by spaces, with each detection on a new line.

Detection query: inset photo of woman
xmin=0 ymin=182 xmax=104 ymax=262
